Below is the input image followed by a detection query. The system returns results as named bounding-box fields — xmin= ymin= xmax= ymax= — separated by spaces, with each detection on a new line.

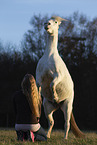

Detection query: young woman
xmin=13 ymin=74 xmax=47 ymax=141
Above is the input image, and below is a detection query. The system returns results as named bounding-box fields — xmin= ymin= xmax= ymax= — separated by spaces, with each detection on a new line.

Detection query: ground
xmin=0 ymin=128 xmax=97 ymax=145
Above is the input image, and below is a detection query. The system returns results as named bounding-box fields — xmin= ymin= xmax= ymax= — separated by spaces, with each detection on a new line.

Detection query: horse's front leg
xmin=50 ymin=72 xmax=62 ymax=103
xmin=43 ymin=98 xmax=57 ymax=138
xmin=61 ymin=98 xmax=73 ymax=139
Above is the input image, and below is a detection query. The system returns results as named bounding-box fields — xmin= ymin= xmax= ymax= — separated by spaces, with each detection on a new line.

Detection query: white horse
xmin=36 ymin=16 xmax=85 ymax=139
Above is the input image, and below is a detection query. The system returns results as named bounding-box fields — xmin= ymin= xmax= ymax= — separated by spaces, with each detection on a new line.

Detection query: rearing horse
xmin=36 ymin=16 xmax=85 ymax=139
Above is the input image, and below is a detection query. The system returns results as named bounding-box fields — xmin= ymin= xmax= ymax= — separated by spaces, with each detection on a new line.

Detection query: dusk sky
xmin=0 ymin=0 xmax=97 ymax=47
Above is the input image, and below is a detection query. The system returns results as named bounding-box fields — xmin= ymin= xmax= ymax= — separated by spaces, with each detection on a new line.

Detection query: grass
xmin=0 ymin=128 xmax=97 ymax=145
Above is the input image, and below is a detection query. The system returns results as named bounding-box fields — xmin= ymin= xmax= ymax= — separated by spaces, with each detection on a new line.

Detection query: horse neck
xmin=44 ymin=32 xmax=59 ymax=56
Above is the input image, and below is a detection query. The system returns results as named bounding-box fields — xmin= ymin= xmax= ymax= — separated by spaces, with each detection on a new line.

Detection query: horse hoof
xmin=64 ymin=136 xmax=68 ymax=140
xmin=47 ymin=133 xmax=50 ymax=138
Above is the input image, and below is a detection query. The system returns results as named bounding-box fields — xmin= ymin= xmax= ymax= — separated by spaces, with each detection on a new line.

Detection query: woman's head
xmin=21 ymin=74 xmax=36 ymax=96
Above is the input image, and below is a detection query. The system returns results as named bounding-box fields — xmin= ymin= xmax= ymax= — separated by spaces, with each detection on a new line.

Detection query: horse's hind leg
xmin=43 ymin=98 xmax=57 ymax=138
xmin=61 ymin=99 xmax=73 ymax=139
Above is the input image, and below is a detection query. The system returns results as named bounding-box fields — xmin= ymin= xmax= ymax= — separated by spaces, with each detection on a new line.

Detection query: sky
xmin=0 ymin=0 xmax=97 ymax=47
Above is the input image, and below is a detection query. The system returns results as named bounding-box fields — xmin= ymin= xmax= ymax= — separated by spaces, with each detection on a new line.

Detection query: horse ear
xmin=51 ymin=16 xmax=68 ymax=25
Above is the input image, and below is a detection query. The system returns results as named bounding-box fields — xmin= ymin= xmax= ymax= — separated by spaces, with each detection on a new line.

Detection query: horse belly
xmin=41 ymin=73 xmax=74 ymax=102
xmin=56 ymin=77 xmax=74 ymax=102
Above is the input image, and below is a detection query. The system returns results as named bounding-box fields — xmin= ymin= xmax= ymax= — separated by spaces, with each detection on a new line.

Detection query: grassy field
xmin=0 ymin=128 xmax=97 ymax=145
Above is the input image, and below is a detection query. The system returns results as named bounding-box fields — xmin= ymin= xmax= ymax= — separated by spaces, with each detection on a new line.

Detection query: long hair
xmin=21 ymin=74 xmax=42 ymax=117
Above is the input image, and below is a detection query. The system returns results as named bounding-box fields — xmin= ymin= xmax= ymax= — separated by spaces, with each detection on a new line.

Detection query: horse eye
xmin=48 ymin=22 xmax=51 ymax=25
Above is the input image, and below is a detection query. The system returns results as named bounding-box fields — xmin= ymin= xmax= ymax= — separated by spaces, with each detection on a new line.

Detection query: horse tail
xmin=70 ymin=112 xmax=85 ymax=138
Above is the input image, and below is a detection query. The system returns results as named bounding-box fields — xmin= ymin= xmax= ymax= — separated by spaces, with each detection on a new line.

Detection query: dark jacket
xmin=13 ymin=90 xmax=38 ymax=124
